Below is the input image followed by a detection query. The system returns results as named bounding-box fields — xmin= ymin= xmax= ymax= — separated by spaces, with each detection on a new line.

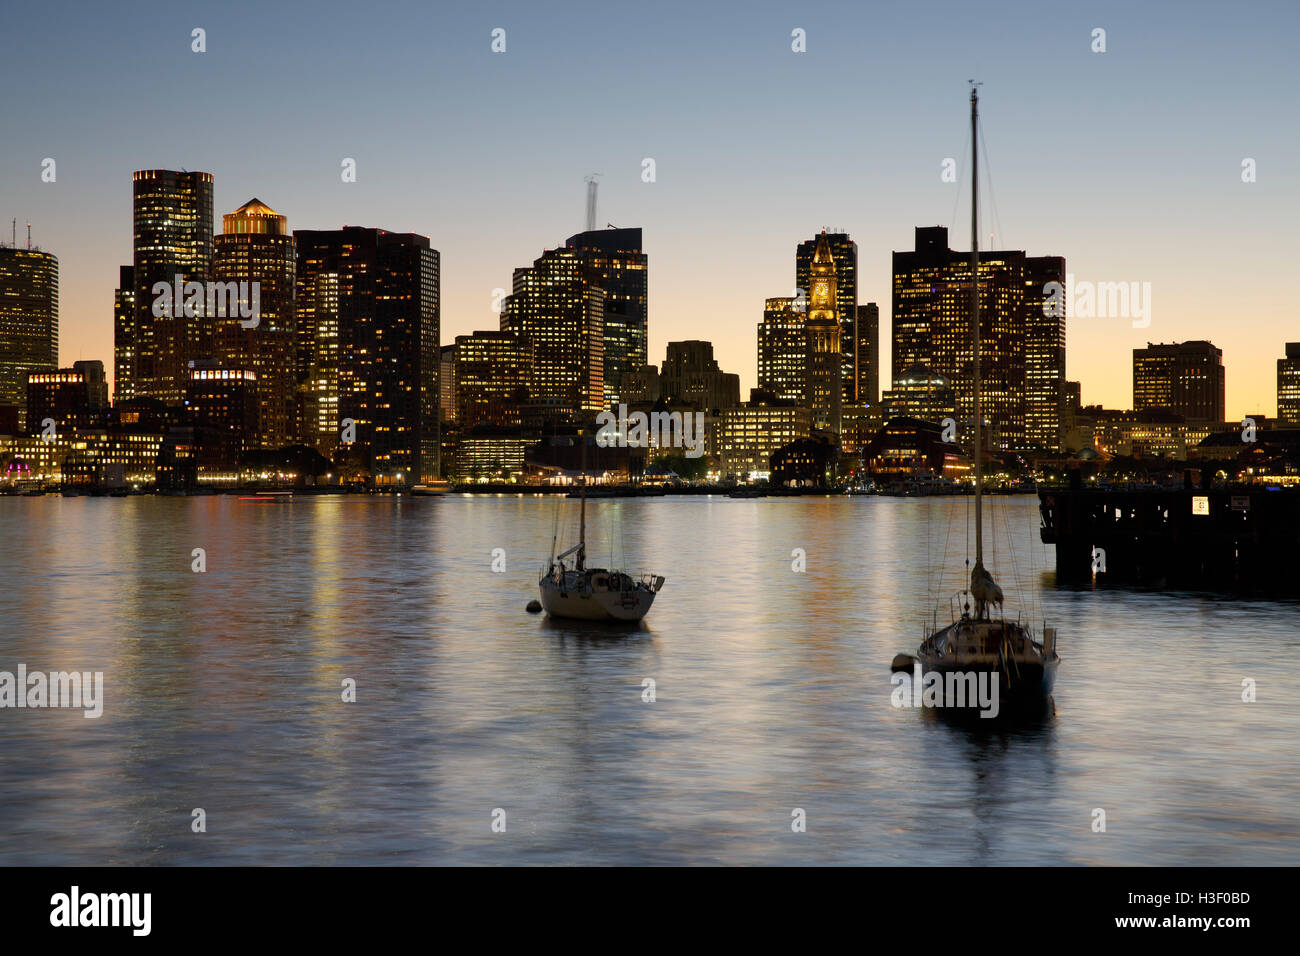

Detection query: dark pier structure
xmin=1039 ymin=475 xmax=1300 ymax=597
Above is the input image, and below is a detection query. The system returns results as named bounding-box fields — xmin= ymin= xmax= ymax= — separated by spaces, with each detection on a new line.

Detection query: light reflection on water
xmin=0 ymin=494 xmax=1296 ymax=865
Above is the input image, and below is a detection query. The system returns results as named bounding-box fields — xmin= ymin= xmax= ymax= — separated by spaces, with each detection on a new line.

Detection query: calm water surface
xmin=1 ymin=494 xmax=1296 ymax=865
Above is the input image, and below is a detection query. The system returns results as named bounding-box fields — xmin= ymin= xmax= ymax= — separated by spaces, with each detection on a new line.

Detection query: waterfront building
xmin=186 ymin=362 xmax=259 ymax=482
xmin=26 ymin=360 xmax=108 ymax=433
xmin=717 ymin=390 xmax=812 ymax=479
xmin=295 ymin=227 xmax=441 ymax=484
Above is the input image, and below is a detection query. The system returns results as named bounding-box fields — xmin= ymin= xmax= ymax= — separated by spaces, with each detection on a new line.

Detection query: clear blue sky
xmin=2 ymin=0 xmax=1296 ymax=417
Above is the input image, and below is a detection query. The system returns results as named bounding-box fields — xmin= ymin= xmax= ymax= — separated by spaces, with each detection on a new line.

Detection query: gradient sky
xmin=1 ymin=0 xmax=1296 ymax=419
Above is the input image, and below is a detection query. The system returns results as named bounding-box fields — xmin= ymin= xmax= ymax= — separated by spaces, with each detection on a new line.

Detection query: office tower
xmin=757 ymin=297 xmax=805 ymax=402
xmin=0 ymin=245 xmax=58 ymax=431
xmin=454 ymin=331 xmax=528 ymax=428
xmin=1133 ymin=340 xmax=1225 ymax=425
xmin=1276 ymin=344 xmax=1300 ymax=426
xmin=803 ymin=232 xmax=842 ymax=433
xmin=27 ymin=360 xmax=108 ymax=433
xmin=212 ymin=199 xmax=297 ymax=449
xmin=294 ymin=227 xmax=440 ymax=483
xmin=501 ymin=247 xmax=604 ymax=420
xmin=566 ymin=228 xmax=647 ymax=406
xmin=856 ymin=302 xmax=880 ymax=406
xmin=892 ymin=226 xmax=1064 ymax=450
xmin=131 ymin=170 xmax=214 ymax=405
xmin=440 ymin=344 xmax=457 ymax=424
xmin=113 ymin=266 xmax=135 ymax=402
xmin=797 ymin=230 xmax=856 ymax=404
xmin=659 ymin=340 xmax=740 ymax=413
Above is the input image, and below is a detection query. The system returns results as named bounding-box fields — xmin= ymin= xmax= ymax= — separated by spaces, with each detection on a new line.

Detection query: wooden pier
xmin=1039 ymin=479 xmax=1300 ymax=597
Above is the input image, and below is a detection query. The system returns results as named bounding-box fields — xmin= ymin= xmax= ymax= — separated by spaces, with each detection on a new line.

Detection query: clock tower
xmin=804 ymin=229 xmax=843 ymax=434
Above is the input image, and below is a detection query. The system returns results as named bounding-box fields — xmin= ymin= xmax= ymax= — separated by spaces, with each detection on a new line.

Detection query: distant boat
xmin=539 ymin=476 xmax=664 ymax=621
xmin=895 ymin=87 xmax=1059 ymax=716
xmin=411 ymin=481 xmax=451 ymax=496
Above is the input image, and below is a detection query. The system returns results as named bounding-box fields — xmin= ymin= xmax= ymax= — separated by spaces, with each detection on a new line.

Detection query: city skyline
xmin=1 ymin=1 xmax=1296 ymax=421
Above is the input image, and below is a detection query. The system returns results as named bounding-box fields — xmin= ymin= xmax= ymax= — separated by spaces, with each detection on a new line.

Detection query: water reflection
xmin=0 ymin=495 xmax=1296 ymax=864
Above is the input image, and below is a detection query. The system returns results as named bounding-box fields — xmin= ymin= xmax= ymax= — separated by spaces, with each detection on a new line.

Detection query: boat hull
xmin=913 ymin=655 xmax=1058 ymax=710
xmin=911 ymin=618 xmax=1059 ymax=718
xmin=538 ymin=578 xmax=657 ymax=622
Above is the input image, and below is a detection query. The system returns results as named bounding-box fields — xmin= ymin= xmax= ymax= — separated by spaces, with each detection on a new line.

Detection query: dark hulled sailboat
xmin=896 ymin=87 xmax=1060 ymax=716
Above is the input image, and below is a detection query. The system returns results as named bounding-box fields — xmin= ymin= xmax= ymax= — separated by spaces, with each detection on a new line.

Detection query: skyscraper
xmin=113 ymin=266 xmax=135 ymax=403
xmin=212 ymin=199 xmax=296 ymax=449
xmin=294 ymin=227 xmax=441 ymax=483
xmin=856 ymin=302 xmax=880 ymax=407
xmin=0 ymin=245 xmax=58 ymax=430
xmin=803 ymin=231 xmax=842 ymax=433
xmin=757 ymin=296 xmax=806 ymax=403
xmin=892 ymin=226 xmax=1064 ymax=450
xmin=131 ymin=170 xmax=214 ymax=405
xmin=1279 ymin=343 xmax=1300 ymax=426
xmin=565 ymin=228 xmax=647 ymax=407
xmin=797 ymin=230 xmax=856 ymax=404
xmin=501 ymin=247 xmax=604 ymax=421
xmin=1133 ymin=341 xmax=1225 ymax=425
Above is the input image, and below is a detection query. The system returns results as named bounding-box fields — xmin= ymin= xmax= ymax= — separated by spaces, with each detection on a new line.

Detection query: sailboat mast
xmin=578 ymin=432 xmax=587 ymax=571
xmin=970 ymin=84 xmax=983 ymax=570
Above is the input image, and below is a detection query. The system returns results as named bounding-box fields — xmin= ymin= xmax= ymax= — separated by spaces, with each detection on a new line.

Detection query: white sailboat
xmin=538 ymin=476 xmax=665 ymax=622
xmin=895 ymin=86 xmax=1060 ymax=715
